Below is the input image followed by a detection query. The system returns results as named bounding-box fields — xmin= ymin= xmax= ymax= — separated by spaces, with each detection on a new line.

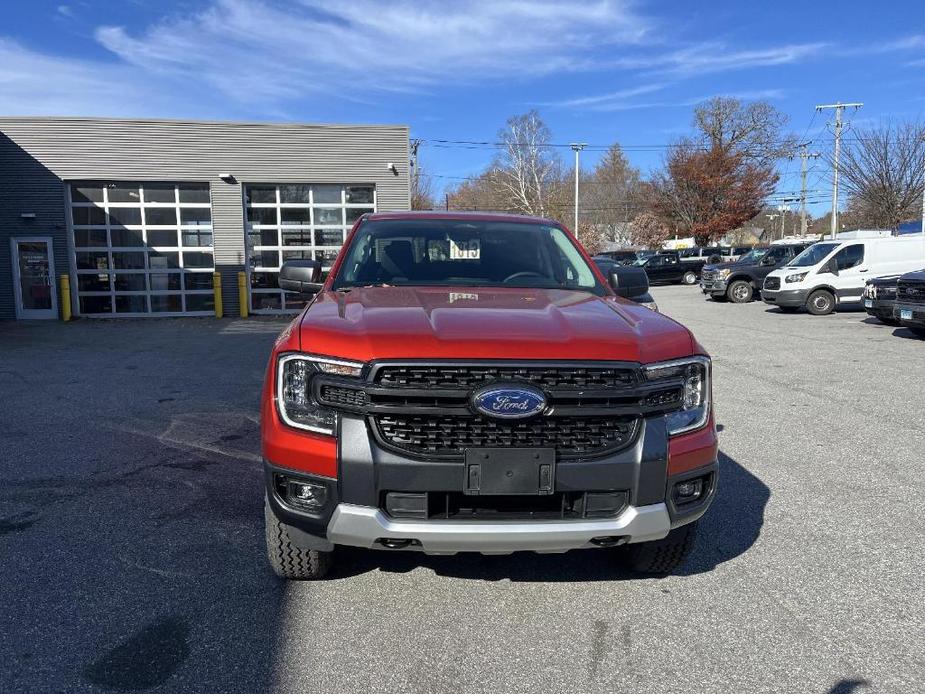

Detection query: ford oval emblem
xmin=472 ymin=384 xmax=547 ymax=419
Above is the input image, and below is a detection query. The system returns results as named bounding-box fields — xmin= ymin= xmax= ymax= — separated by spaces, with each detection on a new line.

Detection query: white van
xmin=761 ymin=234 xmax=925 ymax=315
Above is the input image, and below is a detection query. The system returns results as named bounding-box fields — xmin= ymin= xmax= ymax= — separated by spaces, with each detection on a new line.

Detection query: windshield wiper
xmin=336 ymin=282 xmax=393 ymax=292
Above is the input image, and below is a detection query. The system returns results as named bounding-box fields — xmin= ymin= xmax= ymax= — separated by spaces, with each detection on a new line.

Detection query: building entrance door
xmin=11 ymin=237 xmax=57 ymax=319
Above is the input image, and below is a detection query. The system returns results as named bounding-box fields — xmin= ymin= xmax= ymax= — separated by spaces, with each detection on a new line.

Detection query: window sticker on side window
xmin=450 ymin=239 xmax=480 ymax=260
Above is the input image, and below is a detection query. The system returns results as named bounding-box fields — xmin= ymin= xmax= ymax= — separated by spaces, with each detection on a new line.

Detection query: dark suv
xmin=863 ymin=276 xmax=900 ymax=325
xmin=894 ymin=270 xmax=925 ymax=337
xmin=701 ymin=243 xmax=812 ymax=303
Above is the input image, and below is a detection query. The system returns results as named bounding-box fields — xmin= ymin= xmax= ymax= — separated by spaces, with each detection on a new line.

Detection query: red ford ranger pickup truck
xmin=262 ymin=211 xmax=718 ymax=579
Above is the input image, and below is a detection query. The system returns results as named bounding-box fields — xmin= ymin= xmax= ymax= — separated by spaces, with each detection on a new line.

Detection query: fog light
xmin=286 ymin=480 xmax=327 ymax=510
xmin=674 ymin=478 xmax=703 ymax=503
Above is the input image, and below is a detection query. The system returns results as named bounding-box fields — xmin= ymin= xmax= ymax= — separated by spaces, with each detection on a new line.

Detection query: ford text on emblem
xmin=472 ymin=385 xmax=547 ymax=419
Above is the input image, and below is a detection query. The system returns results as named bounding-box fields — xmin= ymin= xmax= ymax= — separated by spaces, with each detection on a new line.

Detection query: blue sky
xmin=3 ymin=1 xmax=924 ymax=216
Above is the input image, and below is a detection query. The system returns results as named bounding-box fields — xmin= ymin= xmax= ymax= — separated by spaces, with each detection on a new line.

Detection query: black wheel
xmin=908 ymin=326 xmax=925 ymax=338
xmin=265 ymin=497 xmax=333 ymax=580
xmin=806 ymin=289 xmax=835 ymax=316
xmin=619 ymin=522 xmax=697 ymax=574
xmin=726 ymin=280 xmax=753 ymax=304
xmin=778 ymin=306 xmax=799 ymax=313
xmin=682 ymin=271 xmax=698 ymax=285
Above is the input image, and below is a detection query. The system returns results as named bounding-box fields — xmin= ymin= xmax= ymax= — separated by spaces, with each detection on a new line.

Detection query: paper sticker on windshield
xmin=450 ymin=239 xmax=480 ymax=260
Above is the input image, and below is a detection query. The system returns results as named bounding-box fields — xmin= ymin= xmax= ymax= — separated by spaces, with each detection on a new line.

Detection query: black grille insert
xmin=898 ymin=281 xmax=925 ymax=305
xmin=374 ymin=413 xmax=638 ymax=459
xmin=764 ymin=276 xmax=781 ymax=291
xmin=375 ymin=364 xmax=637 ymax=390
xmin=384 ymin=490 xmax=629 ymax=520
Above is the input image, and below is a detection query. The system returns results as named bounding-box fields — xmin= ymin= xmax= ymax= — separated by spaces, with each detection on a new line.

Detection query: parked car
xmin=592 ymin=256 xmax=658 ymax=311
xmin=862 ymin=276 xmax=901 ymax=325
xmin=636 ymin=251 xmax=703 ymax=285
xmin=680 ymin=246 xmax=750 ymax=264
xmin=761 ymin=234 xmax=925 ymax=315
xmin=701 ymin=243 xmax=813 ymax=303
xmin=594 ymin=249 xmax=647 ymax=265
xmin=262 ymin=211 xmax=718 ymax=579
xmin=894 ymin=270 xmax=925 ymax=337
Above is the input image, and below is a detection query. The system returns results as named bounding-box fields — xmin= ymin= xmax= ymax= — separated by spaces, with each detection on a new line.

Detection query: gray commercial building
xmin=0 ymin=116 xmax=409 ymax=319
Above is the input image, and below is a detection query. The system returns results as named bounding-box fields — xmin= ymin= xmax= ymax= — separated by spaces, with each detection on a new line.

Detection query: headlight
xmin=716 ymin=269 xmax=731 ymax=279
xmin=785 ymin=272 xmax=808 ymax=283
xmin=640 ymin=300 xmax=659 ymax=312
xmin=643 ymin=356 xmax=711 ymax=436
xmin=276 ymin=354 xmax=363 ymax=435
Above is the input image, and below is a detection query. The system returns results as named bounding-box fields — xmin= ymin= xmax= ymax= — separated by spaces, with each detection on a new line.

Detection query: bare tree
xmin=693 ymin=96 xmax=795 ymax=165
xmin=410 ymin=165 xmax=435 ymax=210
xmin=493 ymin=110 xmax=562 ymax=216
xmin=838 ymin=121 xmax=925 ymax=229
xmin=583 ymin=143 xmax=642 ymax=242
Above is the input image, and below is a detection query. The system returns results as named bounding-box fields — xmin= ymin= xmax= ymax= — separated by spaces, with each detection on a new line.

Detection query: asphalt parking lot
xmin=1 ymin=288 xmax=923 ymax=694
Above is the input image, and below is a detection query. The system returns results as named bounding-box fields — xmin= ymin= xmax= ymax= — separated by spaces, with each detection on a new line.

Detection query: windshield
xmin=331 ymin=219 xmax=606 ymax=294
xmin=788 ymin=242 xmax=840 ymax=267
xmin=737 ymin=248 xmax=769 ymax=264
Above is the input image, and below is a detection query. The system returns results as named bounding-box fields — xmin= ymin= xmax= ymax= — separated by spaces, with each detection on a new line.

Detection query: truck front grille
xmin=897 ymin=280 xmax=925 ymax=305
xmin=375 ymin=364 xmax=636 ymax=390
xmin=764 ymin=276 xmax=781 ymax=291
xmin=373 ymin=413 xmax=638 ymax=459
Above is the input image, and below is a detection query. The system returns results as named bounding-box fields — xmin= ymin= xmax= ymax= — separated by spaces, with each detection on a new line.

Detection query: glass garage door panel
xmin=69 ymin=182 xmax=214 ymax=316
xmin=243 ymin=183 xmax=375 ymax=313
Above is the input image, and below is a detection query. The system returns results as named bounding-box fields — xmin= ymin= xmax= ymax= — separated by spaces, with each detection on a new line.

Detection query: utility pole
xmin=790 ymin=144 xmax=821 ymax=236
xmin=815 ymin=102 xmax=863 ymax=240
xmin=409 ymin=139 xmax=421 ymax=209
xmin=777 ymin=205 xmax=789 ymax=240
xmin=570 ymin=143 xmax=587 ymax=240
xmin=766 ymin=213 xmax=779 ymax=242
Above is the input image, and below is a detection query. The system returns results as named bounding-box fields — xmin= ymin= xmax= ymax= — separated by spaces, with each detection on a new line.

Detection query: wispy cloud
xmin=539 ymin=83 xmax=668 ymax=108
xmin=94 ymin=0 xmax=654 ymax=101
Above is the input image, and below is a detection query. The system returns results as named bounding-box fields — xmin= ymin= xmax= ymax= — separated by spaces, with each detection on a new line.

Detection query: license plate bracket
xmin=464 ymin=448 xmax=555 ymax=496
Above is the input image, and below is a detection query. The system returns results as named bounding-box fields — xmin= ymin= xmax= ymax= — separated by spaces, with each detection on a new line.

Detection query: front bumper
xmin=326 ymin=501 xmax=675 ymax=554
xmin=267 ymin=413 xmax=717 ymax=554
xmin=700 ymin=278 xmax=728 ymax=295
xmin=894 ymin=303 xmax=925 ymax=327
xmin=761 ymin=287 xmax=808 ymax=307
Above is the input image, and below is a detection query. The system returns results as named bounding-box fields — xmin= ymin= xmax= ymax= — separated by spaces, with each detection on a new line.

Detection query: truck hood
xmin=297 ymin=286 xmax=693 ymax=363
xmin=703 ymin=260 xmax=748 ymax=272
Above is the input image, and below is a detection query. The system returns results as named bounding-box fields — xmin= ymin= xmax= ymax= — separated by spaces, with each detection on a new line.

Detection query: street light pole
xmin=570 ymin=143 xmax=587 ymax=240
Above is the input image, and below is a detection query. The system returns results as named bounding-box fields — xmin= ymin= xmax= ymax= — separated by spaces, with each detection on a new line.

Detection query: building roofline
xmin=0 ymin=115 xmax=409 ymax=131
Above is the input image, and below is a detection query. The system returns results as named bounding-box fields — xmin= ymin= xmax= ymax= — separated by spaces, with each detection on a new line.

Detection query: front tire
xmin=727 ymin=280 xmax=753 ymax=303
xmin=682 ymin=271 xmax=698 ymax=285
xmin=619 ymin=522 xmax=697 ymax=574
xmin=806 ymin=289 xmax=835 ymax=315
xmin=265 ymin=498 xmax=333 ymax=580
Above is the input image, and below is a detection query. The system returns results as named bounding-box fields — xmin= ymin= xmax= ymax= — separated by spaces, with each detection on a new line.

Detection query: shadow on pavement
xmin=0 ymin=318 xmax=289 ymax=693
xmin=332 ymin=450 xmax=769 ymax=582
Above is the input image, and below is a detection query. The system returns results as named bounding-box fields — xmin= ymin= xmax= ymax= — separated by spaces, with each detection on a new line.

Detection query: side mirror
xmin=824 ymin=258 xmax=839 ymax=276
xmin=609 ymin=266 xmax=649 ymax=299
xmin=760 ymin=256 xmax=776 ymax=266
xmin=279 ymin=260 xmax=324 ymax=294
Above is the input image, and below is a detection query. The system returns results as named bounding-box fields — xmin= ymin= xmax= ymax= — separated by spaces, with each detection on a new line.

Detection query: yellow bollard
xmin=238 ymin=271 xmax=249 ymax=318
xmin=60 ymin=275 xmax=72 ymax=321
xmin=213 ymin=271 xmax=223 ymax=318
